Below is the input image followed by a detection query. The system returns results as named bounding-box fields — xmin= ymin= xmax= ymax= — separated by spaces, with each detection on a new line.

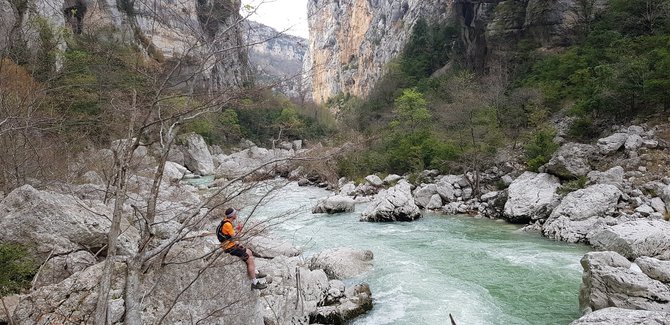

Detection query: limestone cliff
xmin=303 ymin=0 xmax=582 ymax=103
xmin=245 ymin=20 xmax=307 ymax=98
xmin=1 ymin=0 xmax=251 ymax=91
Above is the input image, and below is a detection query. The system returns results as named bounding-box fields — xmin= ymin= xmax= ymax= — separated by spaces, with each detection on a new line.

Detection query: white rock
xmin=365 ymin=175 xmax=384 ymax=187
xmin=597 ymin=133 xmax=629 ymax=154
xmin=360 ymin=180 xmax=421 ymax=222
xmin=413 ymin=184 xmax=438 ymax=208
xmin=570 ymin=307 xmax=670 ymax=325
xmin=339 ymin=182 xmax=357 ymax=196
xmin=180 ymin=133 xmax=215 ymax=175
xmin=543 ymin=184 xmax=622 ymax=243
xmin=634 ymin=204 xmax=655 ymax=216
xmin=309 ymin=248 xmax=373 ymax=280
xmin=312 ymin=195 xmax=356 ymax=214
xmin=624 ymin=134 xmax=644 ymax=151
xmin=578 ymin=251 xmax=670 ymax=313
xmin=627 ymin=125 xmax=645 ymax=135
xmin=587 ymin=166 xmax=624 ymax=188
xmin=383 ymin=174 xmax=402 ymax=184
xmin=590 ymin=220 xmax=670 ymax=260
xmin=504 ymin=172 xmax=561 ymax=223
xmin=425 ymin=194 xmax=443 ymax=210
xmin=545 ymin=143 xmax=595 ymax=179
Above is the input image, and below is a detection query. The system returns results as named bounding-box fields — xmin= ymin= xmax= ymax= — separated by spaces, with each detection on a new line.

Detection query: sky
xmin=241 ymin=0 xmax=310 ymax=39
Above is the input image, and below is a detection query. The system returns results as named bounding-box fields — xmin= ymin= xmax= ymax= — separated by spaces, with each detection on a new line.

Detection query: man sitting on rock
xmin=216 ymin=208 xmax=267 ymax=290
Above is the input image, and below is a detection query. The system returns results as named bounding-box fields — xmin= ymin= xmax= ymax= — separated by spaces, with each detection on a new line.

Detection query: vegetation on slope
xmin=334 ymin=0 xmax=670 ymax=179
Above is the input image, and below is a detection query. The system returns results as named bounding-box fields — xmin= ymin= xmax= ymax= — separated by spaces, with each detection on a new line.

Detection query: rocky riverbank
xmin=0 ymin=133 xmax=371 ymax=325
xmin=312 ymin=123 xmax=670 ymax=324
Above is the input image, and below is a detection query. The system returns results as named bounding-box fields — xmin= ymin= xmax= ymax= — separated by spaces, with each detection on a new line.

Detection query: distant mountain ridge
xmin=245 ymin=20 xmax=308 ymax=99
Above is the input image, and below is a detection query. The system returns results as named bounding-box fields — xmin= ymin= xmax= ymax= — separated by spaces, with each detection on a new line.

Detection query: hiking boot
xmin=251 ymin=282 xmax=267 ymax=290
xmin=256 ymin=271 xmax=267 ymax=278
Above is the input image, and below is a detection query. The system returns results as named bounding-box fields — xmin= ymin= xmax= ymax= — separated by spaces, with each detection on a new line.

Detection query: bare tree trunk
xmin=94 ymin=157 xmax=130 ymax=325
xmin=123 ymin=257 xmax=144 ymax=325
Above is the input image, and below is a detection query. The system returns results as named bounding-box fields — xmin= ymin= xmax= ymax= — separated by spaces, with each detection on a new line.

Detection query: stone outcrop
xmin=0 ymin=185 xmax=139 ymax=259
xmin=308 ymin=248 xmax=374 ymax=280
xmin=304 ymin=0 xmax=583 ymax=103
xmin=303 ymin=0 xmax=452 ymax=103
xmin=503 ymin=172 xmax=560 ymax=223
xmin=587 ymin=166 xmax=625 ymax=189
xmin=245 ymin=20 xmax=307 ymax=98
xmin=597 ymin=133 xmax=629 ymax=154
xmin=4 ymin=0 xmax=250 ymax=91
xmin=542 ymin=184 xmax=622 ymax=243
xmin=12 ymin=261 xmax=128 ymax=325
xmin=257 ymin=254 xmax=373 ymax=325
xmin=180 ymin=133 xmax=215 ymax=176
xmin=570 ymin=307 xmax=670 ymax=325
xmin=578 ymin=251 xmax=670 ymax=314
xmin=544 ymin=143 xmax=595 ymax=179
xmin=589 ymin=220 xmax=670 ymax=260
xmin=360 ymin=180 xmax=422 ymax=222
xmin=312 ymin=195 xmax=356 ymax=214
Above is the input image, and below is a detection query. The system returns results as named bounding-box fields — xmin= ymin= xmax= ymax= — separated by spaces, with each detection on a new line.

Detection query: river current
xmin=250 ymin=182 xmax=591 ymax=325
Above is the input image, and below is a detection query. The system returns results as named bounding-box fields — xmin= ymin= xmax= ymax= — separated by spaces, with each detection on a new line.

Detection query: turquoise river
xmin=251 ymin=182 xmax=591 ymax=325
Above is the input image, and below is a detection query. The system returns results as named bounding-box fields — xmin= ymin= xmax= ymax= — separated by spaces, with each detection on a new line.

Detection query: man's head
xmin=224 ymin=208 xmax=237 ymax=219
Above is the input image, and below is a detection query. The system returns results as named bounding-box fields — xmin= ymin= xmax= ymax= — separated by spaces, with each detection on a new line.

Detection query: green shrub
xmin=558 ymin=176 xmax=588 ymax=195
xmin=524 ymin=128 xmax=559 ymax=172
xmin=0 ymin=243 xmax=37 ymax=296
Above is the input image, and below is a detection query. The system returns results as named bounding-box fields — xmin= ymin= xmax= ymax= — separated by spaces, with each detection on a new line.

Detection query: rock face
xmin=360 ymin=180 xmax=422 ymax=222
xmin=13 ymin=261 xmax=129 ymax=325
xmin=180 ymin=133 xmax=215 ymax=175
xmin=0 ymin=185 xmax=138 ymax=259
xmin=312 ymin=195 xmax=356 ymax=214
xmin=578 ymin=251 xmax=670 ymax=314
xmin=503 ymin=172 xmax=560 ymax=223
xmin=545 ymin=143 xmax=595 ymax=179
xmin=304 ymin=0 xmax=581 ymax=103
xmin=542 ymin=184 xmax=622 ymax=243
xmin=245 ymin=20 xmax=307 ymax=98
xmin=570 ymin=307 xmax=670 ymax=325
xmin=597 ymin=133 xmax=629 ymax=154
xmin=4 ymin=0 xmax=250 ymax=91
xmin=590 ymin=220 xmax=670 ymax=260
xmin=309 ymin=248 xmax=374 ymax=280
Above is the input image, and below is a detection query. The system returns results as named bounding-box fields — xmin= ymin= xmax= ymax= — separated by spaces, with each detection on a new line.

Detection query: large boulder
xmin=308 ymin=248 xmax=374 ymax=280
xmin=137 ymin=238 xmax=264 ymax=325
xmin=257 ymin=253 xmax=372 ymax=325
xmin=597 ymin=133 xmax=629 ymax=154
xmin=0 ymin=185 xmax=139 ymax=259
xmin=578 ymin=251 xmax=670 ymax=313
xmin=32 ymin=251 xmax=97 ymax=288
xmin=162 ymin=161 xmax=188 ymax=182
xmin=360 ymin=180 xmax=422 ymax=222
xmin=435 ymin=177 xmax=457 ymax=202
xmin=12 ymin=261 xmax=128 ymax=325
xmin=312 ymin=195 xmax=356 ymax=214
xmin=180 ymin=132 xmax=215 ymax=175
xmin=365 ymin=174 xmax=384 ymax=187
xmin=587 ymin=166 xmax=625 ymax=189
xmin=503 ymin=172 xmax=560 ymax=223
xmin=590 ymin=220 xmax=670 ymax=260
xmin=545 ymin=143 xmax=595 ymax=179
xmin=312 ymin=284 xmax=373 ymax=325
xmin=570 ymin=307 xmax=670 ymax=325
xmin=543 ymin=184 xmax=622 ymax=243
xmin=413 ymin=184 xmax=438 ymax=208
xmin=246 ymin=234 xmax=302 ymax=259
xmin=636 ymin=257 xmax=670 ymax=283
